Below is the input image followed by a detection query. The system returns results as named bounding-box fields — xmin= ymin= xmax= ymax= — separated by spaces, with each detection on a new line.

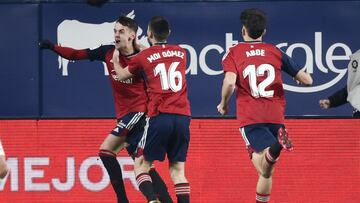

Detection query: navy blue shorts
xmin=137 ymin=113 xmax=191 ymax=163
xmin=240 ymin=123 xmax=285 ymax=154
xmin=110 ymin=112 xmax=146 ymax=155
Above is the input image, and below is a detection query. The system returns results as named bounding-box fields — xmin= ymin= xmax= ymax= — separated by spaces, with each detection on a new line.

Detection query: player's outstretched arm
xmin=217 ymin=72 xmax=237 ymax=115
xmin=281 ymin=51 xmax=313 ymax=86
xmin=319 ymin=86 xmax=348 ymax=109
xmin=294 ymin=70 xmax=313 ymax=86
xmin=112 ymin=49 xmax=134 ymax=81
xmin=39 ymin=39 xmax=89 ymax=60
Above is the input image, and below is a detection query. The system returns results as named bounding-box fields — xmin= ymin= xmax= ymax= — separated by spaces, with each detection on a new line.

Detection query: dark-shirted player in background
xmin=111 ymin=16 xmax=191 ymax=203
xmin=39 ymin=16 xmax=172 ymax=203
xmin=217 ymin=9 xmax=312 ymax=203
xmin=319 ymin=49 xmax=360 ymax=117
xmin=0 ymin=139 xmax=9 ymax=179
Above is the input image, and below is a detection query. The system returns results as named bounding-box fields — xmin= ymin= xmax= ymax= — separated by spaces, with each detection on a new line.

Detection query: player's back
xmin=223 ymin=42 xmax=290 ymax=127
xmin=135 ymin=44 xmax=191 ymax=117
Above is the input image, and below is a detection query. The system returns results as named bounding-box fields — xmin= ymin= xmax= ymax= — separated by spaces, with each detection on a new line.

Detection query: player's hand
xmin=293 ymin=78 xmax=300 ymax=85
xmin=293 ymin=69 xmax=312 ymax=86
xmin=217 ymin=102 xmax=228 ymax=115
xmin=39 ymin=40 xmax=54 ymax=50
xmin=319 ymin=99 xmax=330 ymax=109
xmin=112 ymin=49 xmax=120 ymax=65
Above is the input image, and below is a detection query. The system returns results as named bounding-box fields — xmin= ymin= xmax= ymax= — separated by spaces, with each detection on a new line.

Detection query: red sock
xmin=256 ymin=193 xmax=270 ymax=203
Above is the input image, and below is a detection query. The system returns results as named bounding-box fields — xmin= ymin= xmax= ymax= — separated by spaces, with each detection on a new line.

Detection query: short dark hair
xmin=116 ymin=15 xmax=138 ymax=33
xmin=240 ymin=8 xmax=267 ymax=39
xmin=148 ymin=16 xmax=170 ymax=42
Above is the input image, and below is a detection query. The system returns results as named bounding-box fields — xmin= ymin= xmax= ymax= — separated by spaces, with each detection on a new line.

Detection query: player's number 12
xmin=243 ymin=64 xmax=275 ymax=98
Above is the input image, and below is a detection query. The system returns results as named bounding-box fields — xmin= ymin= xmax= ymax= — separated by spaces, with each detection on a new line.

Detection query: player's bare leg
xmin=251 ymin=128 xmax=293 ymax=203
xmin=134 ymin=155 xmax=159 ymax=202
xmin=252 ymin=150 xmax=273 ymax=203
xmin=170 ymin=162 xmax=190 ymax=203
xmin=99 ymin=134 xmax=129 ymax=203
xmin=0 ymin=155 xmax=9 ymax=179
xmin=0 ymin=141 xmax=9 ymax=179
xmin=100 ymin=133 xmax=128 ymax=153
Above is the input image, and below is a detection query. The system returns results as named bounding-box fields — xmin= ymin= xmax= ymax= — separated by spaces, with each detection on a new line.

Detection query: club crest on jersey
xmin=352 ymin=60 xmax=358 ymax=72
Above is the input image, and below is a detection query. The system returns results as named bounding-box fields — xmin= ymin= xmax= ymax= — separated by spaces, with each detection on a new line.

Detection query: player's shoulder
xmin=350 ymin=49 xmax=360 ymax=59
xmin=228 ymin=43 xmax=243 ymax=52
xmin=89 ymin=43 xmax=115 ymax=53
xmin=262 ymin=42 xmax=281 ymax=53
xmin=168 ymin=44 xmax=183 ymax=49
xmin=170 ymin=44 xmax=187 ymax=55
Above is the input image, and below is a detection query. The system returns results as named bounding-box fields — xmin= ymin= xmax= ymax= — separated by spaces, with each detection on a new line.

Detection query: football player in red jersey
xmin=0 ymin=139 xmax=9 ymax=179
xmin=39 ymin=16 xmax=172 ymax=203
xmin=111 ymin=16 xmax=191 ymax=203
xmin=217 ymin=8 xmax=312 ymax=203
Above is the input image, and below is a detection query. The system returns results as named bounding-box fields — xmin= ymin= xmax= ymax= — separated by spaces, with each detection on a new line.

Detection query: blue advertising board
xmin=0 ymin=4 xmax=39 ymax=117
xmin=1 ymin=1 xmax=359 ymax=118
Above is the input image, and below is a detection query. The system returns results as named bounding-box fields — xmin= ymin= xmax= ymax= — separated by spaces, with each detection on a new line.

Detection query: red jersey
xmin=54 ymin=45 xmax=147 ymax=118
xmin=127 ymin=44 xmax=191 ymax=117
xmin=222 ymin=42 xmax=300 ymax=127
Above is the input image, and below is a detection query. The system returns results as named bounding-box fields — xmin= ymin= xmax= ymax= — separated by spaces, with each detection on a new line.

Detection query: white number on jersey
xmin=243 ymin=64 xmax=275 ymax=98
xmin=154 ymin=62 xmax=182 ymax=92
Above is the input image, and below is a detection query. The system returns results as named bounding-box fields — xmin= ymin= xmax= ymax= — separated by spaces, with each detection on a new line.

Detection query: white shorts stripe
xmin=137 ymin=117 xmax=150 ymax=150
xmin=239 ymin=127 xmax=250 ymax=146
xmin=126 ymin=112 xmax=144 ymax=131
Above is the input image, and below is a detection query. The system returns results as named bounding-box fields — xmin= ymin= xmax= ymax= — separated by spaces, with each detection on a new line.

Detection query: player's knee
xmin=259 ymin=169 xmax=273 ymax=179
xmin=99 ymin=141 xmax=111 ymax=151
xmin=169 ymin=166 xmax=186 ymax=184
xmin=134 ymin=156 xmax=151 ymax=174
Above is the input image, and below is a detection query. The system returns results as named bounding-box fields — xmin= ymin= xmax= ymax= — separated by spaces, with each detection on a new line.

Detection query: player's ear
xmin=262 ymin=29 xmax=266 ymax=37
xmin=148 ymin=31 xmax=154 ymax=39
xmin=146 ymin=26 xmax=151 ymax=38
xmin=241 ymin=26 xmax=246 ymax=36
xmin=129 ymin=31 xmax=136 ymax=41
